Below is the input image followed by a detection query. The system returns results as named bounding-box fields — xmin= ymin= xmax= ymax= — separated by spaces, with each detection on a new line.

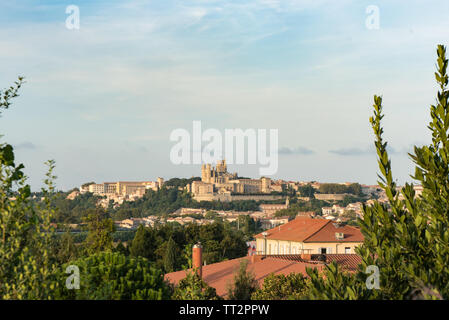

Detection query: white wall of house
xmin=256 ymin=238 xmax=360 ymax=254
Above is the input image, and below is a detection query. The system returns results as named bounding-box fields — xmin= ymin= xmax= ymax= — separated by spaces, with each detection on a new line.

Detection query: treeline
xmin=296 ymin=184 xmax=315 ymax=197
xmin=44 ymin=186 xmax=270 ymax=223
xmin=317 ymin=183 xmax=362 ymax=195
xmin=110 ymin=187 xmax=261 ymax=221
xmin=128 ymin=221 xmax=248 ymax=273
xmin=274 ymin=198 xmax=331 ymax=217
xmin=110 ymin=188 xmax=194 ymax=220
xmin=52 ymin=213 xmax=248 ymax=274
xmin=31 ymin=191 xmax=104 ymax=224
xmin=164 ymin=177 xmax=201 ymax=188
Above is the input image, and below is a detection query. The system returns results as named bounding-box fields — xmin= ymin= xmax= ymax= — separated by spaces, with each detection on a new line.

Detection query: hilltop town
xmin=60 ymin=160 xmax=423 ymax=233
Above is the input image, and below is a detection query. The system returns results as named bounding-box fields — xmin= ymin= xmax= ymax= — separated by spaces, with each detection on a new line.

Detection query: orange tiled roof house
xmin=254 ymin=217 xmax=364 ymax=255
xmin=165 ymin=217 xmax=364 ymax=297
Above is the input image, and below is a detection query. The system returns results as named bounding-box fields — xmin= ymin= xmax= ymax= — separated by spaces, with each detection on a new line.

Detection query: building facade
xmin=187 ymin=160 xmax=277 ymax=202
xmin=81 ymin=178 xmax=164 ymax=198
xmin=255 ymin=217 xmax=364 ymax=255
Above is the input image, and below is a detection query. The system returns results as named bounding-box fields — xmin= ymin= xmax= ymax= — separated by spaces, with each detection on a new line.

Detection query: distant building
xmin=314 ymin=193 xmax=348 ymax=201
xmin=259 ymin=216 xmax=290 ymax=230
xmin=254 ymin=217 xmax=364 ymax=255
xmin=259 ymin=198 xmax=289 ymax=216
xmin=66 ymin=190 xmax=80 ymax=200
xmin=80 ymin=180 xmax=164 ymax=202
xmin=186 ymin=160 xmax=284 ymax=202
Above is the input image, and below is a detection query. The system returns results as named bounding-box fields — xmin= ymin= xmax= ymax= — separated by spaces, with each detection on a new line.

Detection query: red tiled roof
xmin=254 ymin=217 xmax=329 ymax=242
xmin=304 ymin=222 xmax=364 ymax=242
xmin=165 ymin=253 xmax=363 ymax=297
xmin=324 ymin=254 xmax=362 ymax=271
xmin=164 ymin=256 xmax=324 ymax=297
xmin=258 ymin=254 xmax=362 ymax=271
xmin=254 ymin=217 xmax=364 ymax=243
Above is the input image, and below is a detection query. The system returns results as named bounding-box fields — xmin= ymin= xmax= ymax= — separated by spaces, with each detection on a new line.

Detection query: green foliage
xmin=275 ymin=198 xmax=329 ymax=217
xmin=110 ymin=187 xmax=261 ymax=220
xmin=181 ymin=243 xmax=193 ymax=269
xmin=306 ymin=263 xmax=371 ymax=300
xmin=204 ymin=210 xmax=219 ymax=220
xmin=81 ymin=181 xmax=95 ymax=188
xmin=129 ymin=221 xmax=248 ymax=273
xmin=337 ymin=195 xmax=367 ymax=207
xmin=0 ymin=77 xmax=61 ymax=299
xmin=114 ymin=241 xmax=129 ymax=256
xmin=172 ymin=271 xmax=221 ymax=300
xmin=163 ymin=237 xmax=177 ymax=273
xmin=53 ymin=230 xmax=78 ymax=265
xmin=342 ymin=209 xmax=357 ymax=218
xmin=129 ymin=225 xmax=157 ymax=261
xmin=251 ymin=273 xmax=311 ymax=300
xmin=232 ymin=214 xmax=261 ymax=239
xmin=83 ymin=208 xmax=116 ymax=255
xmin=50 ymin=192 xmax=105 ymax=224
xmin=227 ymin=260 xmax=258 ymax=300
xmin=165 ymin=177 xmax=201 ymax=188
xmin=0 ymin=76 xmax=24 ymax=113
xmin=306 ymin=45 xmax=449 ymax=300
xmin=58 ymin=251 xmax=171 ymax=300
xmin=318 ymin=183 xmax=362 ymax=195
xmin=297 ymin=184 xmax=316 ymax=198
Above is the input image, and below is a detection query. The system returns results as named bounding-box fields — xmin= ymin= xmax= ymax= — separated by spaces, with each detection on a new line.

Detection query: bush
xmin=227 ymin=260 xmax=258 ymax=300
xmin=58 ymin=251 xmax=171 ymax=300
xmin=306 ymin=45 xmax=449 ymax=300
xmin=172 ymin=271 xmax=221 ymax=300
xmin=252 ymin=273 xmax=311 ymax=300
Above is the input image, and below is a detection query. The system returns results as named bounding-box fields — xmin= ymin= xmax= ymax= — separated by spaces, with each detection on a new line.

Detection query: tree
xmin=58 ymin=252 xmax=171 ymax=300
xmin=297 ymin=184 xmax=315 ymax=198
xmin=114 ymin=241 xmax=129 ymax=256
xmin=163 ymin=237 xmax=177 ymax=273
xmin=54 ymin=230 xmax=78 ymax=264
xmin=227 ymin=260 xmax=258 ymax=300
xmin=83 ymin=208 xmax=115 ymax=255
xmin=306 ymin=45 xmax=449 ymax=300
xmin=81 ymin=181 xmax=95 ymax=188
xmin=129 ymin=225 xmax=156 ymax=261
xmin=1 ymin=77 xmax=60 ymax=299
xmin=172 ymin=271 xmax=221 ymax=300
xmin=251 ymin=273 xmax=311 ymax=300
xmin=204 ymin=210 xmax=219 ymax=220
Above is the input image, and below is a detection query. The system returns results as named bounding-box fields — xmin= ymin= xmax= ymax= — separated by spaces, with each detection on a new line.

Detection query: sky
xmin=1 ymin=0 xmax=449 ymax=191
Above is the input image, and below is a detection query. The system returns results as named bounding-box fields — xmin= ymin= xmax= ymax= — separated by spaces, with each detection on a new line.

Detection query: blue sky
xmin=1 ymin=0 xmax=449 ymax=190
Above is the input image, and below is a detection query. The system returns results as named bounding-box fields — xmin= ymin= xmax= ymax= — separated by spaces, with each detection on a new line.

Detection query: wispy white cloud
xmin=1 ymin=0 xmax=447 ymax=189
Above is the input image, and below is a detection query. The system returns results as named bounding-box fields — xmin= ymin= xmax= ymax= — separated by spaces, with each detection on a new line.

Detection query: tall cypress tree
xmin=129 ymin=225 xmax=155 ymax=261
xmin=163 ymin=237 xmax=177 ymax=273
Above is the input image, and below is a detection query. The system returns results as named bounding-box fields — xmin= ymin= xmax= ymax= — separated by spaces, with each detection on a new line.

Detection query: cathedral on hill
xmin=186 ymin=160 xmax=278 ymax=202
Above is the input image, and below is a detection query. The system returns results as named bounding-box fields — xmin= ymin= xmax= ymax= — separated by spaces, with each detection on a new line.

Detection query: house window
xmin=320 ymin=248 xmax=327 ymax=254
xmin=345 ymin=247 xmax=351 ymax=254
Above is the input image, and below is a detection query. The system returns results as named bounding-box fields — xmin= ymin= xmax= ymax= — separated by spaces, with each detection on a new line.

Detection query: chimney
xmin=192 ymin=242 xmax=203 ymax=278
